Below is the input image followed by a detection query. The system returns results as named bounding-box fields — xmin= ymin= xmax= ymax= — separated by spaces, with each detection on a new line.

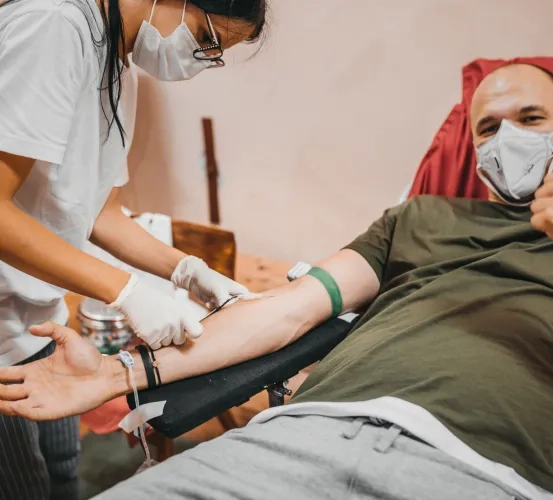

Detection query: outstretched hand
xmin=0 ymin=322 xmax=116 ymax=421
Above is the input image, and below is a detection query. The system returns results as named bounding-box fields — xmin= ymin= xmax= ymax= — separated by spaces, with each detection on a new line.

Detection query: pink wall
xmin=122 ymin=0 xmax=553 ymax=263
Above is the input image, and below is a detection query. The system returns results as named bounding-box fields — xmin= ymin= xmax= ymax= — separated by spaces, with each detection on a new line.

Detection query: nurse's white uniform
xmin=0 ymin=0 xmax=138 ymax=367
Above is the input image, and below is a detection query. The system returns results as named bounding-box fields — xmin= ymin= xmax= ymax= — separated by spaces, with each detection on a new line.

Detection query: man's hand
xmin=531 ymin=173 xmax=553 ymax=239
xmin=171 ymin=256 xmax=251 ymax=309
xmin=0 ymin=323 xmax=114 ymax=420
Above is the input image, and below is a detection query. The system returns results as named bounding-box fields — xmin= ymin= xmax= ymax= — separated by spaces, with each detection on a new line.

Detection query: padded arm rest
xmin=127 ymin=316 xmax=358 ymax=438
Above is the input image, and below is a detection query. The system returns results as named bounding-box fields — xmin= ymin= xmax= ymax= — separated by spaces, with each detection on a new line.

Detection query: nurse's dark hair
xmin=0 ymin=0 xmax=268 ymax=145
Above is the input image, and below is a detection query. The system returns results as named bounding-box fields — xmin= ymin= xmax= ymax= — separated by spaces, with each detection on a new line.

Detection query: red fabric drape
xmin=407 ymin=57 xmax=553 ymax=200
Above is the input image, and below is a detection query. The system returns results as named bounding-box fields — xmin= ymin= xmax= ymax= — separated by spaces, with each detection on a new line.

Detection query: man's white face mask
xmin=132 ymin=0 xmax=211 ymax=82
xmin=476 ymin=120 xmax=553 ymax=206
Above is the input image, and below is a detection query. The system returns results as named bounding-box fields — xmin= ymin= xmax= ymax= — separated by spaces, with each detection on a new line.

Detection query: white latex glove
xmin=171 ymin=256 xmax=251 ymax=309
xmin=108 ymin=274 xmax=204 ymax=350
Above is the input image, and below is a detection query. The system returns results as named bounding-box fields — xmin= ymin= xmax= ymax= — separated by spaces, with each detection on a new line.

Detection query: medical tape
xmin=201 ymin=293 xmax=272 ymax=322
xmin=240 ymin=293 xmax=267 ymax=301
xmin=118 ymin=401 xmax=166 ymax=434
xmin=338 ymin=312 xmax=359 ymax=323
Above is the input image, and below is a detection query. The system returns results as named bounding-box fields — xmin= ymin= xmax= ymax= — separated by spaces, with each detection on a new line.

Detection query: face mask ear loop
xmin=545 ymin=136 xmax=553 ymax=178
xmin=148 ymin=0 xmax=158 ymax=24
xmin=181 ymin=0 xmax=187 ymax=24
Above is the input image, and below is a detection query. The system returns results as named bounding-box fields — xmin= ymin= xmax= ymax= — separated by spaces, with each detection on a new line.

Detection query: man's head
xmin=471 ymin=64 xmax=553 ymax=146
xmin=470 ymin=64 xmax=553 ymax=203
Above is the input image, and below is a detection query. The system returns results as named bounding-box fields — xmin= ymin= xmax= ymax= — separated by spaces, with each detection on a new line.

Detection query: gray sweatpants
xmin=93 ymin=414 xmax=524 ymax=500
xmin=0 ymin=342 xmax=80 ymax=500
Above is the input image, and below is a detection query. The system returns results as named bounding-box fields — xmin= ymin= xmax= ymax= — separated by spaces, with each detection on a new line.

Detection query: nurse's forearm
xmin=0 ymin=152 xmax=130 ymax=303
xmin=91 ymin=200 xmax=185 ymax=281
xmin=0 ymin=201 xmax=130 ymax=303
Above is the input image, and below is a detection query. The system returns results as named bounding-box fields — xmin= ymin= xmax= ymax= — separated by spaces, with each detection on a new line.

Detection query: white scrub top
xmin=0 ymin=0 xmax=138 ymax=365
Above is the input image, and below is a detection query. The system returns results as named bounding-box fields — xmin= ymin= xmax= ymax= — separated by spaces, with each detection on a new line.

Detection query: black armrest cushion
xmin=127 ymin=316 xmax=358 ymax=438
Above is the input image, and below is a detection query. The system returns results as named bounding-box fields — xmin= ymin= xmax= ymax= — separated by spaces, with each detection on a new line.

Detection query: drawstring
xmin=374 ymin=424 xmax=402 ymax=453
xmin=342 ymin=419 xmax=404 ymax=454
xmin=342 ymin=418 xmax=365 ymax=440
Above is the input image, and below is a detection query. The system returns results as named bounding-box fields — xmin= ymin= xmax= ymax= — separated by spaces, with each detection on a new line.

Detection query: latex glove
xmin=171 ymin=256 xmax=251 ymax=309
xmin=108 ymin=273 xmax=204 ymax=349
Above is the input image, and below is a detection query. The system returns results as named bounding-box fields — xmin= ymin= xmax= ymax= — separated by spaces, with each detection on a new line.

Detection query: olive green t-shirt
xmin=292 ymin=195 xmax=553 ymax=492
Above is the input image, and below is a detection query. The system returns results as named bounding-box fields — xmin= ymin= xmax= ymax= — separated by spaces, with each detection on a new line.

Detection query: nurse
xmin=0 ymin=0 xmax=267 ymax=498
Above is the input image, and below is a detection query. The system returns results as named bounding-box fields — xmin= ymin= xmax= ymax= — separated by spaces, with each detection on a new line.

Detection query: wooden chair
xmin=171 ymin=220 xmax=236 ymax=278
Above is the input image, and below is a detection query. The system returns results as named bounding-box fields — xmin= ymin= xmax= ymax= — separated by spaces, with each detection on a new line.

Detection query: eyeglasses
xmin=193 ymin=12 xmax=225 ymax=68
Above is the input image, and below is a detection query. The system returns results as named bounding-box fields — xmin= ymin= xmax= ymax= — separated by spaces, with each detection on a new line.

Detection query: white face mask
xmin=476 ymin=120 xmax=553 ymax=206
xmin=132 ymin=0 xmax=211 ymax=82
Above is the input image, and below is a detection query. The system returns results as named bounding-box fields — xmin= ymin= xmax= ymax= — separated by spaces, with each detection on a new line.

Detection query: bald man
xmin=1 ymin=64 xmax=553 ymax=500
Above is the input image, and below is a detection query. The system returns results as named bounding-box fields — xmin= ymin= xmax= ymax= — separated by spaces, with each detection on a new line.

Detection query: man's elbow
xmin=279 ymin=278 xmax=335 ymax=339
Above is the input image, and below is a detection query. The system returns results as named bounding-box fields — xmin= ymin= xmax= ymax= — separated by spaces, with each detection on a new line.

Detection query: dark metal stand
xmin=267 ymin=380 xmax=293 ymax=407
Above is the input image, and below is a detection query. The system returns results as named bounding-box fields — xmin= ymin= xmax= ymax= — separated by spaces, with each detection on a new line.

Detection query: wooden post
xmin=202 ymin=117 xmax=220 ymax=225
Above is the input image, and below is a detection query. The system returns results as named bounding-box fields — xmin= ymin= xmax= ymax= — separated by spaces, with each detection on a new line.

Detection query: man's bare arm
xmin=107 ymin=249 xmax=379 ymax=398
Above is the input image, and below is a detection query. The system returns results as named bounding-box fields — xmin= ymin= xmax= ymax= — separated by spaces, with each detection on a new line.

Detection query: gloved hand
xmin=108 ymin=273 xmax=204 ymax=350
xmin=171 ymin=256 xmax=251 ymax=309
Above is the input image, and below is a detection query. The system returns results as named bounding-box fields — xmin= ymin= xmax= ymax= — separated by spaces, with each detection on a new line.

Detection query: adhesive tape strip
xmin=118 ymin=401 xmax=166 ymax=434
xmin=338 ymin=312 xmax=359 ymax=323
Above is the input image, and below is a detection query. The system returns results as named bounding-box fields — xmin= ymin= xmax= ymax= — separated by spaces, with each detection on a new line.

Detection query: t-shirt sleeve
xmin=343 ymin=205 xmax=402 ymax=282
xmin=0 ymin=10 xmax=85 ymax=164
xmin=114 ymin=159 xmax=130 ymax=187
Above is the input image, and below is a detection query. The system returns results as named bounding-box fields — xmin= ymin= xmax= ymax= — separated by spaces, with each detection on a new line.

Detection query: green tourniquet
xmin=306 ymin=267 xmax=343 ymax=318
